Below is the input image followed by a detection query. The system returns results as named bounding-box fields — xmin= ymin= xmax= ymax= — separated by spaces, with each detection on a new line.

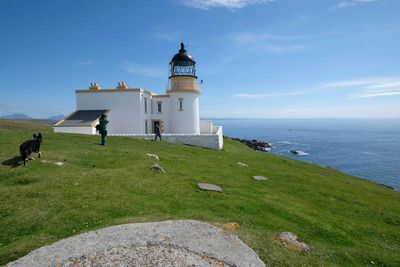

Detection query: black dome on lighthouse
xmin=170 ymin=42 xmax=195 ymax=66
xmin=169 ymin=42 xmax=197 ymax=78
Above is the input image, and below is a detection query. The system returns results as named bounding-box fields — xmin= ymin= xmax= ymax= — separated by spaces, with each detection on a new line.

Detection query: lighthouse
xmin=167 ymin=42 xmax=200 ymax=134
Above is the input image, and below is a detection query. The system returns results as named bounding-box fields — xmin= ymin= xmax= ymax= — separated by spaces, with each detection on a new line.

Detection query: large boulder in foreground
xmin=8 ymin=220 xmax=265 ymax=267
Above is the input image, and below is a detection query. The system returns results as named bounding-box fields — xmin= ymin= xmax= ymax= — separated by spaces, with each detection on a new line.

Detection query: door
xmin=152 ymin=120 xmax=160 ymax=134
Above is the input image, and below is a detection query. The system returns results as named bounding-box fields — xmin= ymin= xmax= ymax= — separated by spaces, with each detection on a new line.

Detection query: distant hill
xmin=47 ymin=114 xmax=65 ymax=121
xmin=0 ymin=114 xmax=65 ymax=121
xmin=0 ymin=113 xmax=33 ymax=120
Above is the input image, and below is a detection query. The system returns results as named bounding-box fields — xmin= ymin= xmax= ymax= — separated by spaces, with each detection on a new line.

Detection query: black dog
xmin=20 ymin=133 xmax=42 ymax=166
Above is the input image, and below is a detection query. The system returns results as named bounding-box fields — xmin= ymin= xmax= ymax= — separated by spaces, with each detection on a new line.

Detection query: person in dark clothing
xmin=154 ymin=124 xmax=162 ymax=141
xmin=99 ymin=114 xmax=109 ymax=145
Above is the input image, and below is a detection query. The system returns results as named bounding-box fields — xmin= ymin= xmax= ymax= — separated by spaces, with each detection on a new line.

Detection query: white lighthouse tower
xmin=167 ymin=42 xmax=200 ymax=134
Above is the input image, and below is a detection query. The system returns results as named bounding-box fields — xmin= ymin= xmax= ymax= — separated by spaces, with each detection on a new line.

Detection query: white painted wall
xmin=213 ymin=126 xmax=224 ymax=150
xmin=151 ymin=97 xmax=170 ymax=133
xmin=54 ymin=126 xmax=95 ymax=135
xmin=143 ymin=93 xmax=152 ymax=134
xmin=169 ymin=92 xmax=200 ymax=134
xmin=161 ymin=133 xmax=222 ymax=150
xmin=76 ymin=91 xmax=142 ymax=134
xmin=58 ymin=86 xmax=208 ymax=138
xmin=200 ymin=120 xmax=213 ymax=134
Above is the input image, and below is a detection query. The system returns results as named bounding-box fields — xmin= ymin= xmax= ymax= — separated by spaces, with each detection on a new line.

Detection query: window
xmin=145 ymin=120 xmax=148 ymax=134
xmin=157 ymin=101 xmax=162 ymax=113
xmin=178 ymin=98 xmax=183 ymax=111
xmin=144 ymin=98 xmax=147 ymax=114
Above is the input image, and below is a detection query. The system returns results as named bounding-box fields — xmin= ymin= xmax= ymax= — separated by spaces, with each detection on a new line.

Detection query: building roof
xmin=54 ymin=110 xmax=109 ymax=127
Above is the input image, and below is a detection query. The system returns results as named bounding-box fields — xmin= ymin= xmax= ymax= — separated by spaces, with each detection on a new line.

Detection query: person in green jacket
xmin=99 ymin=113 xmax=109 ymax=146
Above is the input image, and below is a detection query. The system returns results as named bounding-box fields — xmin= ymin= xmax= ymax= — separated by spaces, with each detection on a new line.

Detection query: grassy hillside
xmin=0 ymin=119 xmax=399 ymax=266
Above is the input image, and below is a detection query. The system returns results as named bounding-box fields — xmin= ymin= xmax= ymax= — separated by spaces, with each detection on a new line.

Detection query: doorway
xmin=152 ymin=120 xmax=160 ymax=134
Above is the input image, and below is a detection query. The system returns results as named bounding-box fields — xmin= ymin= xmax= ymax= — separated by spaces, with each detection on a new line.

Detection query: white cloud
xmin=234 ymin=33 xmax=307 ymax=43
xmin=366 ymin=81 xmax=400 ymax=89
xmin=324 ymin=76 xmax=400 ymax=98
xmin=122 ymin=63 xmax=165 ymax=78
xmin=262 ymin=44 xmax=306 ymax=53
xmin=351 ymin=91 xmax=400 ymax=98
xmin=323 ymin=76 xmax=399 ymax=88
xmin=332 ymin=0 xmax=379 ymax=9
xmin=232 ymin=32 xmax=307 ymax=54
xmin=181 ymin=0 xmax=274 ymax=10
xmin=233 ymin=75 xmax=400 ymax=101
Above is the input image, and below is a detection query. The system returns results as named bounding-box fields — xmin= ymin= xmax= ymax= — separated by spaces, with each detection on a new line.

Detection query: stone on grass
xmin=146 ymin=153 xmax=159 ymax=160
xmin=151 ymin=164 xmax=165 ymax=173
xmin=198 ymin=183 xmax=222 ymax=192
xmin=275 ymin=232 xmax=310 ymax=253
xmin=238 ymin=162 xmax=248 ymax=167
xmin=253 ymin=176 xmax=268 ymax=181
xmin=54 ymin=162 xmax=64 ymax=166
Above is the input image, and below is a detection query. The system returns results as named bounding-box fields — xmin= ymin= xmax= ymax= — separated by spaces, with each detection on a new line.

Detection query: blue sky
xmin=0 ymin=0 xmax=399 ymax=118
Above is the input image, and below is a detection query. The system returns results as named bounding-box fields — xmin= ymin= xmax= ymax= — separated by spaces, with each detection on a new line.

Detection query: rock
xmin=258 ymin=146 xmax=271 ymax=152
xmin=238 ymin=162 xmax=248 ymax=167
xmin=54 ymin=162 xmax=63 ymax=166
xmin=289 ymin=150 xmax=308 ymax=156
xmin=146 ymin=153 xmax=160 ymax=160
xmin=253 ymin=176 xmax=268 ymax=181
xmin=231 ymin=138 xmax=272 ymax=152
xmin=275 ymin=232 xmax=310 ymax=253
xmin=198 ymin=183 xmax=222 ymax=192
xmin=151 ymin=164 xmax=165 ymax=173
xmin=7 ymin=220 xmax=265 ymax=267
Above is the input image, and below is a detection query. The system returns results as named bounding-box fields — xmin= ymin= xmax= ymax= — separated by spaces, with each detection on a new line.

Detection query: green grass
xmin=0 ymin=119 xmax=399 ymax=266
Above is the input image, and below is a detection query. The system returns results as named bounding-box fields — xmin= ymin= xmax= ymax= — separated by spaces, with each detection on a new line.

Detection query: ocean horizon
xmin=213 ymin=118 xmax=400 ymax=191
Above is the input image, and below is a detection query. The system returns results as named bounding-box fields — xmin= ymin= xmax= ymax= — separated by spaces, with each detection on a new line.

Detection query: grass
xmin=0 ymin=119 xmax=399 ymax=266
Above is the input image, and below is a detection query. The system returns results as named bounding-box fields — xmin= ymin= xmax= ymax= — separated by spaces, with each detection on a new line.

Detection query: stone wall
xmin=110 ymin=126 xmax=223 ymax=150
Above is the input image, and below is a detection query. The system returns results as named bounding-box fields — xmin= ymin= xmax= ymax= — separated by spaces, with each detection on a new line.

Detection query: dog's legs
xmin=38 ymin=152 xmax=41 ymax=158
xmin=24 ymin=158 xmax=27 ymax=166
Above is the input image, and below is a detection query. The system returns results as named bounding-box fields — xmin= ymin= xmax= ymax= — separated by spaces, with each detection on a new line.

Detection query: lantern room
xmin=169 ymin=42 xmax=197 ymax=78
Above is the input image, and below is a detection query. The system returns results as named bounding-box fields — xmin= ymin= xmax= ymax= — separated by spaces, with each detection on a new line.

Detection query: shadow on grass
xmin=2 ymin=156 xmax=22 ymax=168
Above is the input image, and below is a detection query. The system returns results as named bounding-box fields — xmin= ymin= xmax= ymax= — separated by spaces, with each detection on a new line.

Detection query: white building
xmin=54 ymin=43 xmax=223 ymax=149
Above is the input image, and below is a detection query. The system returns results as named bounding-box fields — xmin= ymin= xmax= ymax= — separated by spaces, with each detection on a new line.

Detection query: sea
xmin=213 ymin=119 xmax=400 ymax=191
